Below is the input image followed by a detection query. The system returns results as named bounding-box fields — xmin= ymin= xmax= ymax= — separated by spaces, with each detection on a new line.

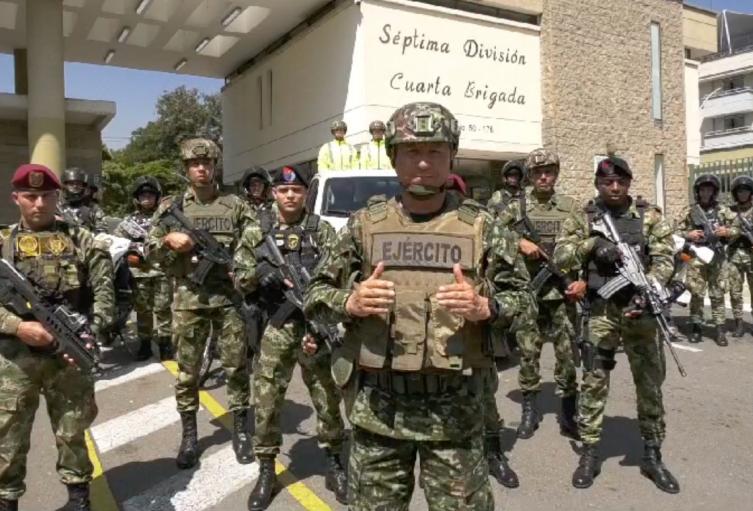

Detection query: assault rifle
xmin=511 ymin=195 xmax=572 ymax=295
xmin=736 ymin=211 xmax=753 ymax=246
xmin=157 ymin=203 xmax=233 ymax=285
xmin=260 ymin=235 xmax=343 ymax=353
xmin=689 ymin=204 xmax=723 ymax=253
xmin=0 ymin=259 xmax=101 ymax=374
xmin=591 ymin=211 xmax=687 ymax=377
xmin=574 ymin=299 xmax=591 ymax=370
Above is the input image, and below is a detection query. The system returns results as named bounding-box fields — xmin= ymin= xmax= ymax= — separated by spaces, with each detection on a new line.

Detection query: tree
xmin=100 ymin=159 xmax=186 ymax=217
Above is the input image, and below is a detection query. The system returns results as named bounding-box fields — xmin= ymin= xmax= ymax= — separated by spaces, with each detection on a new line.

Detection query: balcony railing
xmin=702 ymin=126 xmax=753 ymax=150
xmin=701 ymin=87 xmax=753 ymax=119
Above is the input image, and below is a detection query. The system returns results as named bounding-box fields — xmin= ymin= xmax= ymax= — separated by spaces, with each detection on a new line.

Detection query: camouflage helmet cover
xmin=180 ymin=137 xmax=220 ymax=162
xmin=731 ymin=175 xmax=753 ymax=197
xmin=62 ymin=167 xmax=89 ymax=184
xmin=330 ymin=120 xmax=348 ymax=133
xmin=369 ymin=120 xmax=386 ymax=133
xmin=693 ymin=173 xmax=720 ymax=194
xmin=526 ymin=148 xmax=560 ymax=170
xmin=385 ymin=102 xmax=460 ymax=158
xmin=131 ymin=175 xmax=162 ymax=198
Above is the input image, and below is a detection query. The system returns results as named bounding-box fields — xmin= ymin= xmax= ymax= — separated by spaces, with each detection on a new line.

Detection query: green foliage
xmin=101 ymin=159 xmax=186 ymax=217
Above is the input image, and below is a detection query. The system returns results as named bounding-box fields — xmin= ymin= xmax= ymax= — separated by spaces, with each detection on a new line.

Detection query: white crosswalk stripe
xmin=95 ymin=362 xmax=166 ymax=392
xmin=120 ymin=446 xmax=259 ymax=511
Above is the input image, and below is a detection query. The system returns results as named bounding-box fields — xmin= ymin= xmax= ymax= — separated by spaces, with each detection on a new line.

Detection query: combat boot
xmin=485 ymin=433 xmax=519 ymax=488
xmin=714 ymin=325 xmax=728 ymax=347
xmin=61 ymin=483 xmax=90 ymax=511
xmin=640 ymin=443 xmax=680 ymax=494
xmin=233 ymin=408 xmax=254 ymax=464
xmin=572 ymin=443 xmax=600 ymax=489
xmin=689 ymin=323 xmax=703 ymax=343
xmin=248 ymin=456 xmax=276 ymax=511
xmin=0 ymin=499 xmax=17 ymax=511
xmin=732 ymin=319 xmax=745 ymax=338
xmin=176 ymin=411 xmax=199 ymax=469
xmin=134 ymin=337 xmax=153 ymax=361
xmin=516 ymin=392 xmax=540 ymax=439
xmin=157 ymin=338 xmax=174 ymax=361
xmin=324 ymin=449 xmax=348 ymax=504
xmin=559 ymin=394 xmax=580 ymax=440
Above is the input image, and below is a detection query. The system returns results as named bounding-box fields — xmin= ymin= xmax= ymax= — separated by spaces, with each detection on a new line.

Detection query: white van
xmin=306 ymin=169 xmax=400 ymax=231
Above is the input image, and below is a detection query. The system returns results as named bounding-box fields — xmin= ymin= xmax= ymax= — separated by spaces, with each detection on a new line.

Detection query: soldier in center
xmin=304 ymin=102 xmax=535 ymax=510
xmin=553 ymin=157 xmax=680 ymax=494
xmin=146 ymin=138 xmax=254 ymax=469
xmin=495 ymin=148 xmax=579 ymax=440
xmin=234 ymin=164 xmax=347 ymax=510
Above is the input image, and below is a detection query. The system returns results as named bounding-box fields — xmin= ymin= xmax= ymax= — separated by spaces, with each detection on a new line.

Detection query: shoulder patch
xmin=555 ymin=194 xmax=576 ymax=212
xmin=366 ymin=196 xmax=388 ymax=223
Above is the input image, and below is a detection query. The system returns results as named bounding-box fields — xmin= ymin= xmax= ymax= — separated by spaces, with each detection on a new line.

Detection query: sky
xmin=1 ymin=0 xmax=752 ymax=151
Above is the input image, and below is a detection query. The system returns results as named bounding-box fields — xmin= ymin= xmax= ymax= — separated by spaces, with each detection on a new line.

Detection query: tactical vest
xmin=730 ymin=205 xmax=753 ymax=251
xmin=347 ymin=198 xmax=491 ymax=373
xmin=1 ymin=222 xmax=90 ymax=313
xmin=585 ymin=200 xmax=647 ymax=303
xmin=522 ymin=193 xmax=574 ymax=255
xmin=690 ymin=203 xmax=725 ymax=248
xmin=258 ymin=209 xmax=320 ymax=273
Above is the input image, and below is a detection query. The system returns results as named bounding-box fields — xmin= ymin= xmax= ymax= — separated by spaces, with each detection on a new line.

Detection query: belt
xmin=359 ymin=371 xmax=477 ymax=396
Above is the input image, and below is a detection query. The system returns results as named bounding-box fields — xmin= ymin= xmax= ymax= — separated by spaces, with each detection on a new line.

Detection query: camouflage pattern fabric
xmin=481 ymin=367 xmax=504 ymax=435
xmin=252 ymin=322 xmax=345 ymax=457
xmin=0 ymin=220 xmax=113 ymax=499
xmin=59 ymin=201 xmax=109 ymax=233
xmin=486 ymin=187 xmax=520 ymax=213
xmin=173 ymin=307 xmax=249 ymax=412
xmin=553 ymin=197 xmax=674 ymax=446
xmin=153 ymin=275 xmax=173 ymax=343
xmin=348 ymin=426 xmax=493 ymax=511
xmin=726 ymin=204 xmax=753 ymax=320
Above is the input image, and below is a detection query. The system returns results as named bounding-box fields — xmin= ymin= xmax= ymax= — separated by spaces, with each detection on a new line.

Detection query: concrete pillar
xmin=13 ymin=49 xmax=27 ymax=95
xmin=27 ymin=0 xmax=65 ymax=173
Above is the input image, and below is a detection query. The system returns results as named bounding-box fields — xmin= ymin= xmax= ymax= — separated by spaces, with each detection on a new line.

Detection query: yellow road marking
xmin=162 ymin=361 xmax=332 ymax=511
xmin=86 ymin=430 xmax=119 ymax=511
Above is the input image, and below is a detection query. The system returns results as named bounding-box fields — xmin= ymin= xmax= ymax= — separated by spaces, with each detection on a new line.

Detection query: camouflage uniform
xmin=727 ymin=202 xmax=753 ymax=328
xmin=0 ymin=219 xmax=114 ymax=501
xmin=676 ymin=202 xmax=735 ymax=328
xmin=59 ymin=200 xmax=108 ymax=233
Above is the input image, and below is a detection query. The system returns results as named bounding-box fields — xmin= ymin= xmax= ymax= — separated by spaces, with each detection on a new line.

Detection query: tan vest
xmin=346 ymin=197 xmax=491 ymax=372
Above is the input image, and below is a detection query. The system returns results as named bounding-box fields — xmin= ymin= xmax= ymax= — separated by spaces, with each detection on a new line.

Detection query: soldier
xmin=487 ymin=160 xmax=526 ymax=211
xmin=728 ymin=175 xmax=753 ymax=337
xmin=359 ymin=120 xmax=392 ymax=170
xmin=59 ymin=168 xmax=108 ymax=233
xmin=304 ymin=102 xmax=535 ymax=510
xmin=677 ymin=174 xmax=734 ymax=345
xmin=553 ymin=156 xmax=679 ymax=494
xmin=0 ymin=163 xmax=114 ymax=511
xmin=114 ymin=176 xmax=173 ymax=361
xmin=496 ymin=148 xmax=579 ymax=440
xmin=240 ymin=166 xmax=272 ymax=213
xmin=146 ymin=138 xmax=254 ymax=469
xmin=234 ymin=164 xmax=347 ymax=510
xmin=316 ymin=120 xmax=358 ymax=171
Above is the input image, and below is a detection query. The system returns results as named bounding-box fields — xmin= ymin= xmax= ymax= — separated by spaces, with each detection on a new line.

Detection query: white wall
xmin=685 ymin=59 xmax=701 ymax=166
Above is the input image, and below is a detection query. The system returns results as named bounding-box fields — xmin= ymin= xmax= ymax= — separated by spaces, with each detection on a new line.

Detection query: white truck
xmin=306 ymin=169 xmax=400 ymax=231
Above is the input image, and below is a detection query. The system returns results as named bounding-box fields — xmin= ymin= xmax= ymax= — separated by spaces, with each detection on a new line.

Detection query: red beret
xmin=11 ymin=164 xmax=62 ymax=191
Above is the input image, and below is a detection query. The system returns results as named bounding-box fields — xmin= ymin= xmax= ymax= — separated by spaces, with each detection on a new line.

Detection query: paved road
xmin=19 ymin=307 xmax=753 ymax=510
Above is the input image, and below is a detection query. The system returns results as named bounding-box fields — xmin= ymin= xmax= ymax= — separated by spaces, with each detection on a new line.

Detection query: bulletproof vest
xmin=690 ymin=203 xmax=723 ymax=247
xmin=522 ymin=193 xmax=573 ymax=255
xmin=493 ymin=189 xmax=519 ymax=214
xmin=347 ymin=197 xmax=492 ymax=373
xmin=259 ymin=209 xmax=320 ymax=273
xmin=61 ymin=204 xmax=94 ymax=230
xmin=585 ymin=200 xmax=647 ymax=302
xmin=1 ymin=222 xmax=89 ymax=313
xmin=731 ymin=204 xmax=753 ymax=250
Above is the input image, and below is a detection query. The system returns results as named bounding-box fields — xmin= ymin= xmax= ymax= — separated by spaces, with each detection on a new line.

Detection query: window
xmin=322 ymin=176 xmax=401 ymax=217
xmin=725 ymin=76 xmax=744 ymax=91
xmin=650 ymin=22 xmax=662 ymax=121
xmin=267 ymin=70 xmax=273 ymax=126
xmin=257 ymin=75 xmax=263 ymax=130
xmin=724 ymin=115 xmax=745 ymax=130
xmin=305 ymin=177 xmax=319 ymax=214
xmin=654 ymin=155 xmax=665 ymax=212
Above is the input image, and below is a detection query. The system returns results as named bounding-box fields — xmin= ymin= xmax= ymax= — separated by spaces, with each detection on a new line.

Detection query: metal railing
xmin=689 ymin=158 xmax=753 ymax=202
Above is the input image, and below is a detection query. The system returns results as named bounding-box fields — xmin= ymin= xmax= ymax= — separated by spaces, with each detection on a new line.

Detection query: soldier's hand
xmin=519 ymin=238 xmax=544 ymax=260
xmin=163 ymin=232 xmax=195 ymax=253
xmin=714 ymin=226 xmax=731 ymax=238
xmin=687 ymin=230 xmax=705 ymax=242
xmin=565 ymin=280 xmax=587 ymax=302
xmin=436 ymin=264 xmax=490 ymax=322
xmin=16 ymin=321 xmax=55 ymax=347
xmin=345 ymin=262 xmax=395 ymax=317
xmin=301 ymin=334 xmax=318 ymax=355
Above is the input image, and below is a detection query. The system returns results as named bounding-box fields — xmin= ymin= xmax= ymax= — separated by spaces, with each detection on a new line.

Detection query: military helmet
xmin=62 ymin=167 xmax=89 ymax=185
xmin=131 ymin=176 xmax=162 ymax=198
xmin=731 ymin=175 xmax=753 ymax=198
xmin=369 ymin=120 xmax=386 ymax=134
xmin=241 ymin=166 xmax=271 ymax=191
xmin=180 ymin=137 xmax=221 ymax=162
xmin=526 ymin=148 xmax=560 ymax=171
xmin=385 ymin=102 xmax=460 ymax=159
xmin=330 ymin=120 xmax=348 ymax=134
xmin=502 ymin=160 xmax=526 ymax=178
xmin=693 ymin=174 xmax=720 ymax=195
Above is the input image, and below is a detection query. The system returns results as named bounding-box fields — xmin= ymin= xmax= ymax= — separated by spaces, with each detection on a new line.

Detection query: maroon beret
xmin=11 ymin=163 xmax=62 ymax=191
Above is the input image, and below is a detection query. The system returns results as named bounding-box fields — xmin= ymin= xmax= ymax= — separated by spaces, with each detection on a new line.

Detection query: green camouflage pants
xmin=727 ymin=258 xmax=753 ymax=320
xmin=153 ymin=275 xmax=173 ymax=342
xmin=253 ymin=321 xmax=344 ymax=457
xmin=349 ymin=426 xmax=493 ymax=511
xmin=516 ymin=299 xmax=577 ymax=397
xmin=0 ymin=342 xmax=97 ymax=499
xmin=133 ymin=275 xmax=172 ymax=345
xmin=173 ymin=307 xmax=249 ymax=413
xmin=687 ymin=258 xmax=726 ymax=326
xmin=577 ymin=300 xmax=666 ymax=446
xmin=482 ymin=368 xmax=503 ymax=435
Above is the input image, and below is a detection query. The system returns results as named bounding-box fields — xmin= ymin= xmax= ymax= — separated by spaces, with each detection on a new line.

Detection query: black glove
xmin=256 ymin=261 xmax=283 ymax=290
xmin=592 ymin=237 xmax=620 ymax=265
